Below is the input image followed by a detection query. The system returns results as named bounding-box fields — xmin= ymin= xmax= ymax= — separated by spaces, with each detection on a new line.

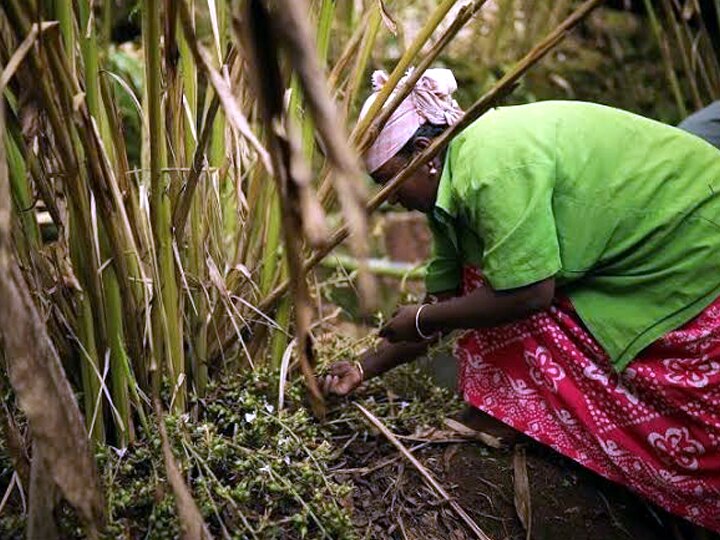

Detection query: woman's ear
xmin=412 ymin=136 xmax=433 ymax=153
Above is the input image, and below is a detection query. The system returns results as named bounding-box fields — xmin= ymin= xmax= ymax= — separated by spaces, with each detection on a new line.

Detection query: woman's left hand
xmin=379 ymin=304 xmax=429 ymax=343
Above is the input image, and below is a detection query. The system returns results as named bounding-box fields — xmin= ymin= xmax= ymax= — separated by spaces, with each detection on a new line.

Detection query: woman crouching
xmin=322 ymin=68 xmax=720 ymax=533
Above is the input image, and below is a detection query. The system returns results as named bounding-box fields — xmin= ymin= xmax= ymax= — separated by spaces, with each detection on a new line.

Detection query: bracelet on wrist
xmin=415 ymin=304 xmax=434 ymax=340
xmin=353 ymin=360 xmax=365 ymax=381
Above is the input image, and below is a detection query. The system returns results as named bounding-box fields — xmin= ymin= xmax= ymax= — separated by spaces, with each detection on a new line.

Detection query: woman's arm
xmin=422 ymin=278 xmax=555 ymax=334
xmin=321 ymin=290 xmax=457 ymax=396
xmin=379 ymin=278 xmax=555 ymax=343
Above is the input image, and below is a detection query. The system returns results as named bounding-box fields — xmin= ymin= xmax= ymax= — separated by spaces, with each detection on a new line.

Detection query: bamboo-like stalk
xmin=350 ymin=0 xmax=460 ymax=146
xmin=143 ymin=0 xmax=186 ymax=411
xmin=343 ymin=2 xmax=382 ymax=119
xmin=178 ymin=0 xmax=209 ymax=397
xmin=79 ymin=0 xmax=133 ymax=445
xmin=643 ymin=0 xmax=688 ymax=117
xmin=658 ymin=0 xmax=703 ymax=110
xmin=50 ymin=0 xmax=109 ymax=443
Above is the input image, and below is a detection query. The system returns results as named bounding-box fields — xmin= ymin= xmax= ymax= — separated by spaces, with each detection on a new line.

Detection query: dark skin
xmin=320 ymin=135 xmax=555 ymax=397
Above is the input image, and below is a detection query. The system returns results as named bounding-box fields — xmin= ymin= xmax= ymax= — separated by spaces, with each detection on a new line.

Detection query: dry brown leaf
xmin=238 ymin=0 xmax=326 ymax=418
xmin=28 ymin=441 xmax=60 ymax=540
xmin=513 ymin=446 xmax=532 ymax=540
xmin=267 ymin=0 xmax=377 ymax=310
xmin=0 ymin=102 xmax=104 ymax=534
xmin=156 ymin=402 xmax=213 ymax=540
xmin=378 ymin=0 xmax=399 ymax=35
xmin=443 ymin=417 xmax=504 ymax=449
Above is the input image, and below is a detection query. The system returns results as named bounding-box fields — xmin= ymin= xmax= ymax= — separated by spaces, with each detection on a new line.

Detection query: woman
xmin=322 ymin=69 xmax=720 ymax=533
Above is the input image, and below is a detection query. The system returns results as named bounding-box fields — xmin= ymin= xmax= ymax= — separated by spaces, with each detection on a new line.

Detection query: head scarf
xmin=359 ymin=68 xmax=464 ymax=174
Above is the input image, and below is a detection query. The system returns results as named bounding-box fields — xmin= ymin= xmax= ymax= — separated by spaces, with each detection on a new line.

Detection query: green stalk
xmin=207 ymin=1 xmax=235 ymax=259
xmin=643 ymin=0 xmax=687 ymax=117
xmin=260 ymin=188 xmax=283 ymax=295
xmin=270 ymin=293 xmax=291 ymax=369
xmin=72 ymin=226 xmax=106 ymax=444
xmin=343 ymin=3 xmax=382 ymax=119
xmin=179 ymin=0 xmax=209 ymax=396
xmin=144 ymin=0 xmax=186 ymax=410
xmin=56 ymin=0 xmax=75 ymax=76
xmin=5 ymin=133 xmax=40 ymax=251
xmin=102 ymin=262 xmax=133 ymax=444
xmin=351 ymin=0 xmax=459 ymax=145
xmin=79 ymin=0 xmax=132 ymax=442
xmin=46 ymin=0 xmax=108 ymax=443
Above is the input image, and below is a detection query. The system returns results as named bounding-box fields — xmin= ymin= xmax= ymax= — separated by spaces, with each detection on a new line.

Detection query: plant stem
xmin=144 ymin=0 xmax=186 ymax=411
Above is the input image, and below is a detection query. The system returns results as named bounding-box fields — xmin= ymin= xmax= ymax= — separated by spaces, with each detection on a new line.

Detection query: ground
xmin=327 ymin=376 xmax=686 ymax=540
xmin=1 ymin=350 xmax=718 ymax=539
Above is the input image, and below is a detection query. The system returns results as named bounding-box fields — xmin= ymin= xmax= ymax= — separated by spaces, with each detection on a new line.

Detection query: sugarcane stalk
xmin=143 ymin=0 xmax=186 ymax=411
xmin=643 ymin=0 xmax=688 ymax=118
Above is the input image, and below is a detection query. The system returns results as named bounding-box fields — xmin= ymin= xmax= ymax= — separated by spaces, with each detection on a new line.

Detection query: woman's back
xmin=445 ymin=101 xmax=720 ymax=368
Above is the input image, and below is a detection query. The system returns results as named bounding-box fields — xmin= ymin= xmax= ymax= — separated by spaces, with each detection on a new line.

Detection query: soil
xmin=335 ymin=435 xmax=710 ymax=540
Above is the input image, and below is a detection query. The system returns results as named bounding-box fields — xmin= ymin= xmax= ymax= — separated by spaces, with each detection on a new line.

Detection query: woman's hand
xmin=379 ymin=304 xmax=430 ymax=343
xmin=320 ymin=361 xmax=363 ymax=396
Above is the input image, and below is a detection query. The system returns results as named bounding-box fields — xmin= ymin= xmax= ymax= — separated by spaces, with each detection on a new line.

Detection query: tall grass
xmin=644 ymin=0 xmax=720 ymax=116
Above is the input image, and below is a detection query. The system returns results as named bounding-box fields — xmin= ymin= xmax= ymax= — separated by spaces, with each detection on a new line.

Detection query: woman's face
xmin=370 ymin=138 xmax=441 ymax=213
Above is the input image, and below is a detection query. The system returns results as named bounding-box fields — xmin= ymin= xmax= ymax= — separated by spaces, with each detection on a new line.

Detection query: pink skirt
xmin=455 ymin=266 xmax=720 ymax=532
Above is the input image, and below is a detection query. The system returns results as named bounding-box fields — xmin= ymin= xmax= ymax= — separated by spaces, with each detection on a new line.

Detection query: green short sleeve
xmin=463 ymin=164 xmax=561 ymax=290
xmin=424 ymin=215 xmax=461 ymax=294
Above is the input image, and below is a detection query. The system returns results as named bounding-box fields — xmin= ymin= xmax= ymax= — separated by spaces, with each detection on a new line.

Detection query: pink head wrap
xmin=359 ymin=68 xmax=464 ymax=173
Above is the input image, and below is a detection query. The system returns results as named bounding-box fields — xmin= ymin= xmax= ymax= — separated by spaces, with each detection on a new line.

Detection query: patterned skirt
xmin=455 ymin=266 xmax=720 ymax=532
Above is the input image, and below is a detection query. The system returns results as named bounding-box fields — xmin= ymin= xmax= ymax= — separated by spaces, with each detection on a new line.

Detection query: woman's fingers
xmin=329 ymin=361 xmax=351 ymax=375
xmin=378 ymin=323 xmax=395 ymax=341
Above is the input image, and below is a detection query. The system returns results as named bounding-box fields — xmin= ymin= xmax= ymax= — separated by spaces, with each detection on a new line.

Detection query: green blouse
xmin=425 ymin=101 xmax=720 ymax=371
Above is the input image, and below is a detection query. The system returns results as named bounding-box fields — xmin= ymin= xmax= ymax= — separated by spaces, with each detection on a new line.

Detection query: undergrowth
xmin=0 ymin=333 xmax=461 ymax=539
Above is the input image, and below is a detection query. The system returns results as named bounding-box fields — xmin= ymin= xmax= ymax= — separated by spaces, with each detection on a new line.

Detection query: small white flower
xmin=264 ymin=403 xmax=275 ymax=413
xmin=284 ymin=456 xmax=291 ymax=465
xmin=244 ymin=412 xmax=257 ymax=423
xmin=110 ymin=446 xmax=127 ymax=459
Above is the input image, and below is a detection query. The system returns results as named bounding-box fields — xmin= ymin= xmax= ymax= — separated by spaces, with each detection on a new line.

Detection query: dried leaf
xmin=267 ymin=0 xmax=377 ymax=310
xmin=378 ymin=0 xmax=399 ymax=35
xmin=28 ymin=441 xmax=60 ymax=540
xmin=513 ymin=446 xmax=532 ymax=540
xmin=0 ymin=22 xmax=59 ymax=92
xmin=238 ymin=0 xmax=327 ymax=418
xmin=156 ymin=402 xmax=213 ymax=540
xmin=0 ymin=101 xmax=104 ymax=533
xmin=443 ymin=417 xmax=503 ymax=449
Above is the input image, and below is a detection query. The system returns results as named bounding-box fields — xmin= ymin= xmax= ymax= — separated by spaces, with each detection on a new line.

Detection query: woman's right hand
xmin=320 ymin=361 xmax=363 ymax=397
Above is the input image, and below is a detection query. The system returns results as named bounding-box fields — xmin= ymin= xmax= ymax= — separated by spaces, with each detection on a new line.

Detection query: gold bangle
xmin=353 ymin=360 xmax=365 ymax=381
